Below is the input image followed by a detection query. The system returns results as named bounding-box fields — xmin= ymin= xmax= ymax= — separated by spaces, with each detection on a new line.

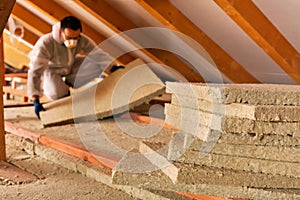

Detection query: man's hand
xmin=33 ymin=99 xmax=45 ymax=119
xmin=99 ymin=65 xmax=125 ymax=78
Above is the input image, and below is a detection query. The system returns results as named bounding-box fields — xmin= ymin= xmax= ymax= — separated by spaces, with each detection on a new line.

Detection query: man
xmin=27 ymin=16 xmax=116 ymax=119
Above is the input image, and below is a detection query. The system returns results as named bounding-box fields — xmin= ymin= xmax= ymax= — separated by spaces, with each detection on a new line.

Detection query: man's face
xmin=62 ymin=28 xmax=80 ymax=48
xmin=62 ymin=28 xmax=81 ymax=41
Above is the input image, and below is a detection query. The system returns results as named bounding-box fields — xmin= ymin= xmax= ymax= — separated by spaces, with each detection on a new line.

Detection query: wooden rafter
xmin=26 ymin=0 xmax=133 ymax=65
xmin=3 ymin=32 xmax=31 ymax=70
xmin=77 ymin=0 xmax=204 ymax=82
xmin=6 ymin=26 xmax=39 ymax=46
xmin=0 ymin=36 xmax=5 ymax=161
xmin=214 ymin=0 xmax=300 ymax=84
xmin=72 ymin=0 xmax=160 ymax=66
xmin=0 ymin=0 xmax=15 ymax=35
xmin=24 ymin=0 xmax=107 ymax=44
xmin=3 ymin=25 xmax=38 ymax=69
xmin=12 ymin=3 xmax=51 ymax=36
xmin=139 ymin=0 xmax=259 ymax=83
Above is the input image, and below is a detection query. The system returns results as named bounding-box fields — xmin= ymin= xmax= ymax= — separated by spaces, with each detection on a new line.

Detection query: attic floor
xmin=2 ymin=99 xmax=197 ymax=200
xmin=2 ymin=97 xmax=241 ymax=200
xmin=2 ymin=133 xmax=138 ymax=200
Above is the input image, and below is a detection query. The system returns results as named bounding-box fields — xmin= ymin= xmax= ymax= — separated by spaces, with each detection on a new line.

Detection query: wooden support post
xmin=0 ymin=36 xmax=6 ymax=161
xmin=0 ymin=0 xmax=16 ymax=161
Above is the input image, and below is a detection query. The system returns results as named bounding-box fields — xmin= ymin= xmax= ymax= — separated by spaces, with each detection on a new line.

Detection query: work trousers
xmin=43 ymin=59 xmax=102 ymax=100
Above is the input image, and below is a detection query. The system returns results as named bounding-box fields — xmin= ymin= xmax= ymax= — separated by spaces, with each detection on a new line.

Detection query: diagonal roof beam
xmin=140 ymin=0 xmax=259 ymax=83
xmin=14 ymin=0 xmax=133 ymax=65
xmin=5 ymin=23 xmax=39 ymax=46
xmin=214 ymin=0 xmax=300 ymax=84
xmin=77 ymin=0 xmax=204 ymax=82
xmin=17 ymin=0 xmax=106 ymax=44
xmin=12 ymin=3 xmax=51 ymax=37
xmin=3 ymin=30 xmax=31 ymax=70
xmin=54 ymin=0 xmax=138 ymax=65
xmin=0 ymin=0 xmax=15 ymax=35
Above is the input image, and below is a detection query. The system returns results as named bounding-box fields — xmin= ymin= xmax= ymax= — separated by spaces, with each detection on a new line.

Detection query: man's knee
xmin=44 ymin=87 xmax=69 ymax=100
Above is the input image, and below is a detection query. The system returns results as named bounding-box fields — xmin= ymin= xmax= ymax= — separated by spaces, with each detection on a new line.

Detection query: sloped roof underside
xmin=3 ymin=0 xmax=300 ymax=85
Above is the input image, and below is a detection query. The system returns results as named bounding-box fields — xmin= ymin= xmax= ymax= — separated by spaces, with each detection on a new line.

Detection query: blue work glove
xmin=110 ymin=65 xmax=125 ymax=73
xmin=33 ymin=99 xmax=45 ymax=119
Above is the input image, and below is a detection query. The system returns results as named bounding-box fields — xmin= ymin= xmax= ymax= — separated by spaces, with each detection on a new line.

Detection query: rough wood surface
xmin=0 ymin=0 xmax=16 ymax=35
xmin=0 ymin=0 xmax=16 ymax=160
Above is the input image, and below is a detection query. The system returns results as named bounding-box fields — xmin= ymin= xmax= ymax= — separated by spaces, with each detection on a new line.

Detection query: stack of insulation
xmin=165 ymin=82 xmax=300 ymax=198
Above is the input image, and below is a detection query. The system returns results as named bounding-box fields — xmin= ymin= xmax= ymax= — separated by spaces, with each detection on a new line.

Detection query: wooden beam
xmin=12 ymin=3 xmax=51 ymax=36
xmin=3 ymin=31 xmax=31 ymax=69
xmin=77 ymin=0 xmax=203 ymax=82
xmin=214 ymin=0 xmax=300 ymax=84
xmin=140 ymin=0 xmax=259 ymax=83
xmin=3 ymin=44 xmax=29 ymax=70
xmin=5 ymin=26 xmax=39 ymax=46
xmin=0 ymin=37 xmax=5 ymax=161
xmin=5 ymin=121 xmax=118 ymax=169
xmin=0 ymin=0 xmax=16 ymax=35
xmin=71 ymin=0 xmax=156 ymax=65
xmin=0 ymin=0 xmax=15 ymax=161
xmin=26 ymin=0 xmax=132 ymax=64
xmin=24 ymin=0 xmax=107 ymax=44
xmin=15 ymin=27 xmax=38 ymax=46
xmin=176 ymin=192 xmax=246 ymax=200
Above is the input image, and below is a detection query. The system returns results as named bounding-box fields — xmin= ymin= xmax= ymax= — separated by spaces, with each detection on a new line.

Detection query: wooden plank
xmin=214 ymin=0 xmax=300 ymax=84
xmin=3 ymin=31 xmax=31 ymax=69
xmin=5 ymin=73 xmax=27 ymax=78
xmin=3 ymin=86 xmax=29 ymax=102
xmin=38 ymin=135 xmax=118 ymax=170
xmin=40 ymin=59 xmax=165 ymax=127
xmin=0 ymin=0 xmax=16 ymax=161
xmin=121 ymin=112 xmax=178 ymax=131
xmin=0 ymin=36 xmax=5 ymax=161
xmin=4 ymin=26 xmax=39 ymax=46
xmin=23 ymin=0 xmax=106 ymax=44
xmin=0 ymin=0 xmax=16 ymax=35
xmin=4 ymin=121 xmax=118 ymax=169
xmin=5 ymin=121 xmax=40 ymax=142
xmin=12 ymin=3 xmax=51 ymax=37
xmin=4 ymin=103 xmax=35 ymax=108
xmin=176 ymin=192 xmax=246 ymax=200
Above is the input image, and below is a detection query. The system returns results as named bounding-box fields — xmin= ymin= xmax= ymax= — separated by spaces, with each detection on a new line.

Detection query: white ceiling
xmin=170 ymin=0 xmax=296 ymax=84
xmin=5 ymin=1 xmax=300 ymax=85
xmin=103 ymin=0 xmax=298 ymax=84
xmin=253 ymin=0 xmax=300 ymax=53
